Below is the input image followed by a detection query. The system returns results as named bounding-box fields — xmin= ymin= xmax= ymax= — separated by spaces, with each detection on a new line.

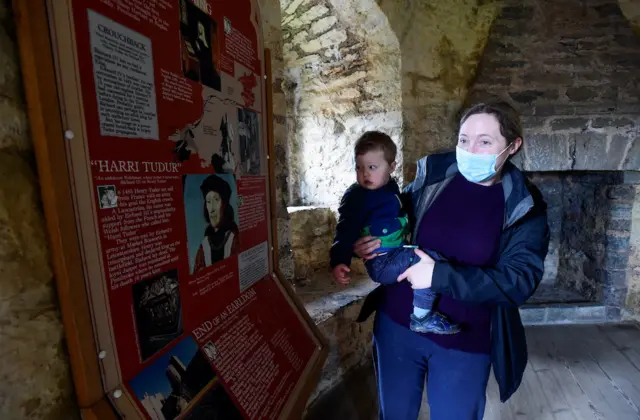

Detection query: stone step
xmin=519 ymin=303 xmax=620 ymax=325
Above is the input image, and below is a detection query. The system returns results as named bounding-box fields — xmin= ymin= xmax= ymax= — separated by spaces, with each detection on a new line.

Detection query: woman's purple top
xmin=379 ymin=173 xmax=505 ymax=354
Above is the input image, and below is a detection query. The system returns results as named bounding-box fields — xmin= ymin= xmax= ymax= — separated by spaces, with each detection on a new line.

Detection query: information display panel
xmin=32 ymin=0 xmax=327 ymax=418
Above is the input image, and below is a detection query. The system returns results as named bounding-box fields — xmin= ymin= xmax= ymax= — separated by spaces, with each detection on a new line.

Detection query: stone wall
xmin=281 ymin=0 xmax=500 ymax=206
xmin=281 ymin=0 xmax=404 ymax=206
xmin=289 ymin=206 xmax=336 ymax=279
xmin=530 ymin=173 xmax=636 ymax=312
xmin=288 ymin=205 xmax=366 ymax=280
xmin=384 ymin=0 xmax=499 ymax=182
xmin=469 ymin=0 xmax=640 ymax=172
xmin=527 ymin=175 xmax=562 ymax=288
xmin=0 ymin=1 xmax=77 ymax=418
xmin=627 ymin=180 xmax=640 ymax=318
xmin=620 ymin=0 xmax=640 ymax=34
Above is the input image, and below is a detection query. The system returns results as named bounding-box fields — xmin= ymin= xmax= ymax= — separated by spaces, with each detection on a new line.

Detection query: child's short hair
xmin=354 ymin=131 xmax=397 ymax=164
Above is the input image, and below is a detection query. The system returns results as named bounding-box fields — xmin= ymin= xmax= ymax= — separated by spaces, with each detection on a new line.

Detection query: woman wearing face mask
xmin=354 ymin=101 xmax=550 ymax=419
xmin=193 ymin=175 xmax=239 ymax=274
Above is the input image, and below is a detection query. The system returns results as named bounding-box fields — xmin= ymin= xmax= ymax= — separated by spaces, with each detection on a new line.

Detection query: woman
xmin=193 ymin=174 xmax=239 ymax=273
xmin=353 ymin=102 xmax=550 ymax=419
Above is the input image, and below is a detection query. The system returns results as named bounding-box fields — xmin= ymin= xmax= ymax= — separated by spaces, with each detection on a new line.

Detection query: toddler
xmin=330 ymin=131 xmax=460 ymax=335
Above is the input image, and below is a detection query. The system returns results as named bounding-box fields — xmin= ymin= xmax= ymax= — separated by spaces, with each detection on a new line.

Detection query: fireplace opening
xmin=525 ymin=171 xmax=635 ymax=309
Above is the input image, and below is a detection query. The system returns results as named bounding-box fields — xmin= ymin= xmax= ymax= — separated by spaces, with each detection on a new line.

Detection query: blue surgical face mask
xmin=456 ymin=145 xmax=510 ymax=183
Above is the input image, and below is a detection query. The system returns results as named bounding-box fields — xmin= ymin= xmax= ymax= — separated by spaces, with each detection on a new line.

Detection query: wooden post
xmin=265 ymin=48 xmax=280 ymax=265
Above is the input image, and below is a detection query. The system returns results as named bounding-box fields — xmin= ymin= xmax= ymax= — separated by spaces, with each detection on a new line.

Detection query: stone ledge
xmin=295 ymin=274 xmax=623 ymax=327
xmin=295 ymin=273 xmax=628 ymax=328
xmin=519 ymin=303 xmax=621 ymax=325
xmin=296 ymin=272 xmax=378 ymax=324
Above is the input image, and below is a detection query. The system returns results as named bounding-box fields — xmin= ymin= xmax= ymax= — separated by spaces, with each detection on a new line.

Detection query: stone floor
xmin=305 ymin=323 xmax=640 ymax=420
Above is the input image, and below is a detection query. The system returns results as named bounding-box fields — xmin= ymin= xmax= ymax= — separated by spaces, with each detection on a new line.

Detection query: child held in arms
xmin=330 ymin=131 xmax=460 ymax=335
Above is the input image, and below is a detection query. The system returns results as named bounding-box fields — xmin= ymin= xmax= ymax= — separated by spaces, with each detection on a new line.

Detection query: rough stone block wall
xmin=529 ymin=172 xmax=636 ymax=310
xmin=0 ymin=1 xmax=77 ymax=418
xmin=289 ymin=206 xmax=367 ymax=280
xmin=385 ymin=0 xmax=499 ymax=181
xmin=289 ymin=206 xmax=336 ymax=279
xmin=620 ymin=0 xmax=640 ymax=34
xmin=626 ymin=180 xmax=640 ymax=317
xmin=469 ymin=0 xmax=640 ymax=172
xmin=280 ymin=0 xmax=500 ymax=206
xmin=527 ymin=174 xmax=562 ymax=286
xmin=281 ymin=0 xmax=404 ymax=206
xmin=602 ymin=180 xmax=636 ymax=311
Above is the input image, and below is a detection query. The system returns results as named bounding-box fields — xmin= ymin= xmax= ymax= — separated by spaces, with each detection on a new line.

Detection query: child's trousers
xmin=365 ymin=247 xmax=437 ymax=310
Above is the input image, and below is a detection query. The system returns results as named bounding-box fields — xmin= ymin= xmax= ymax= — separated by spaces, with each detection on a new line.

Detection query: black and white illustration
xmin=202 ymin=341 xmax=218 ymax=362
xmin=132 ymin=270 xmax=184 ymax=361
xmin=170 ymin=95 xmax=240 ymax=177
xmin=211 ymin=115 xmax=237 ymax=175
xmin=97 ymin=185 xmax=118 ymax=209
xmin=179 ymin=0 xmax=221 ymax=91
xmin=237 ymin=108 xmax=261 ymax=175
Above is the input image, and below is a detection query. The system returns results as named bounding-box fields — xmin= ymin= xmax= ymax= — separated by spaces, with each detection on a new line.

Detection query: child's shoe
xmin=410 ymin=311 xmax=461 ymax=335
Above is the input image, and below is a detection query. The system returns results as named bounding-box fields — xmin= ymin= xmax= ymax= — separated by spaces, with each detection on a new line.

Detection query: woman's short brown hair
xmin=354 ymin=131 xmax=397 ymax=164
xmin=459 ymin=101 xmax=523 ymax=145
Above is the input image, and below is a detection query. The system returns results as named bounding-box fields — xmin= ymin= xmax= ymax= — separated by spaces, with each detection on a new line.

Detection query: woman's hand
xmin=353 ymin=236 xmax=381 ymax=260
xmin=397 ymin=249 xmax=435 ymax=289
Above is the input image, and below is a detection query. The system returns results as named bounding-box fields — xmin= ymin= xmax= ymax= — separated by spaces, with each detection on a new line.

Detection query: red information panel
xmin=49 ymin=0 xmax=322 ymax=418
